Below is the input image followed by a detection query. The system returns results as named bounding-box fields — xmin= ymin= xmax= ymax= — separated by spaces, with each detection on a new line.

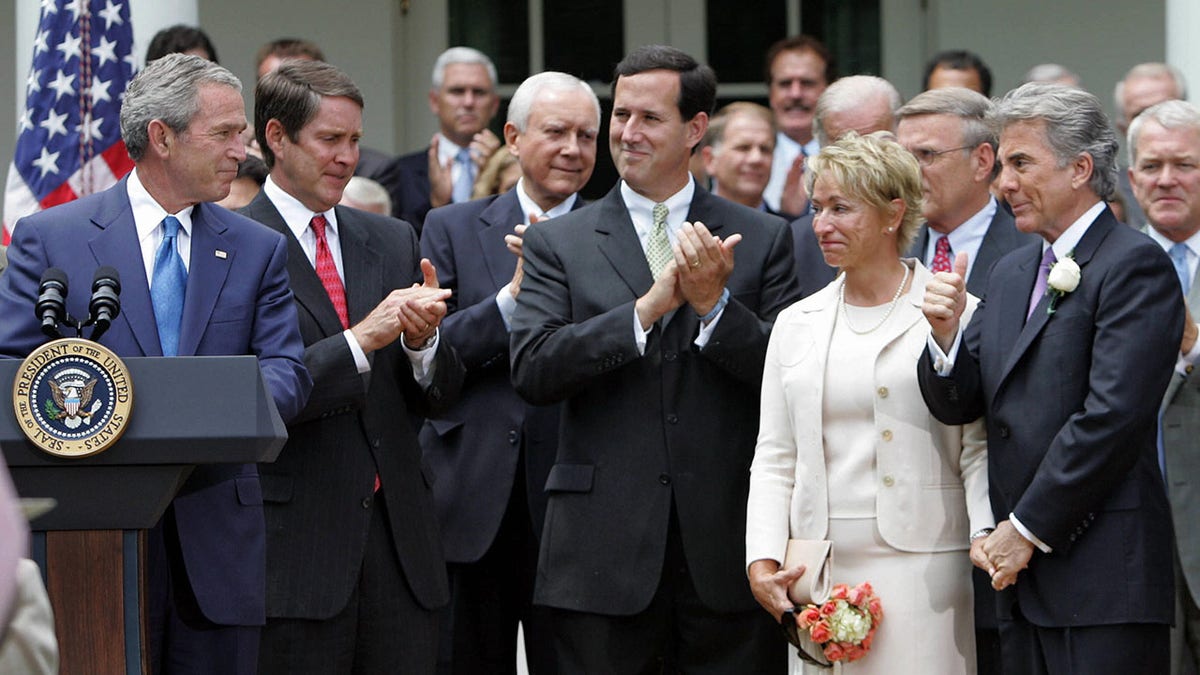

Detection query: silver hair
xmin=1113 ymin=63 xmax=1187 ymax=120
xmin=1022 ymin=63 xmax=1080 ymax=87
xmin=995 ymin=82 xmax=1119 ymax=199
xmin=506 ymin=71 xmax=600 ymax=133
xmin=120 ymin=53 xmax=242 ymax=161
xmin=814 ymin=75 xmax=902 ymax=147
xmin=431 ymin=47 xmax=497 ymax=90
xmin=1127 ymin=99 xmax=1200 ymax=166
xmin=341 ymin=176 xmax=393 ymax=215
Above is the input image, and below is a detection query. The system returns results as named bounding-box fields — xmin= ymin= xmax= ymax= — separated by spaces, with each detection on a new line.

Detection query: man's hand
xmin=779 ymin=154 xmax=809 ymax=216
xmin=468 ymin=129 xmax=502 ymax=171
xmin=969 ymin=533 xmax=991 ymax=573
xmin=398 ymin=259 xmax=451 ymax=349
xmin=635 ymin=261 xmax=685 ymax=330
xmin=427 ymin=135 xmax=454 ymax=209
xmin=747 ymin=559 xmax=806 ymax=622
xmin=980 ymin=520 xmax=1034 ymax=591
xmin=673 ymin=221 xmax=741 ymax=317
xmin=1182 ymin=303 xmax=1198 ymax=355
xmin=506 ymin=217 xmax=535 ymax=299
xmin=923 ymin=251 xmax=969 ymax=352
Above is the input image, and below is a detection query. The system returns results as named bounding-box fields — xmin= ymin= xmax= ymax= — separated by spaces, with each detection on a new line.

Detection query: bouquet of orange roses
xmin=782 ymin=582 xmax=882 ymax=666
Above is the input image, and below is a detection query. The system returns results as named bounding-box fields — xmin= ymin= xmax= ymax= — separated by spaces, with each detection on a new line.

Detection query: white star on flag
xmin=97 ymin=0 xmax=123 ymax=30
xmin=32 ymin=148 xmax=61 ymax=177
xmin=33 ymin=30 xmax=50 ymax=56
xmin=39 ymin=109 xmax=69 ymax=141
xmin=48 ymin=70 xmax=75 ymax=101
xmin=93 ymin=35 xmax=117 ymax=67
xmin=77 ymin=117 xmax=104 ymax=142
xmin=91 ymin=78 xmax=112 ymax=105
xmin=56 ymin=33 xmax=82 ymax=62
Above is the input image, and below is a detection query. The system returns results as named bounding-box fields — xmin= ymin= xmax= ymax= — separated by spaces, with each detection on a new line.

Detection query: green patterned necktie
xmin=645 ymin=202 xmax=672 ymax=279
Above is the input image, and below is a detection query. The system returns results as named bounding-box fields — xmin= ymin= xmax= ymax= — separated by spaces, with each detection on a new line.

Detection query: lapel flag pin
xmin=215 ymin=250 xmax=228 ymax=259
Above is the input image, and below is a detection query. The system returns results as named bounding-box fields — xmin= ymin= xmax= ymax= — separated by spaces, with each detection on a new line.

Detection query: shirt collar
xmin=620 ymin=177 xmax=696 ymax=240
xmin=1145 ymin=221 xmax=1200 ymax=256
xmin=127 ymin=168 xmax=193 ymax=241
xmin=515 ymin=178 xmax=577 ymax=224
xmin=944 ymin=196 xmax=998 ymax=253
xmin=264 ymin=175 xmax=338 ymax=241
xmin=1046 ymin=200 xmax=1106 ymax=260
xmin=436 ymin=133 xmax=467 ymax=166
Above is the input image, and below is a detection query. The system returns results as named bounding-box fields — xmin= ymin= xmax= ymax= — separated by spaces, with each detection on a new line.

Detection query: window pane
xmin=801 ymin=0 xmax=881 ymax=77
xmin=544 ymin=0 xmax=623 ymax=83
xmin=448 ymin=0 xmax=529 ymax=83
xmin=707 ymin=0 xmax=788 ymax=83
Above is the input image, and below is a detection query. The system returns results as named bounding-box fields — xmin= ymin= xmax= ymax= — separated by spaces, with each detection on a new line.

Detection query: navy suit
xmin=367 ymin=149 xmax=431 ymax=233
xmin=0 ymin=177 xmax=311 ymax=673
xmin=420 ymin=188 xmax=571 ymax=674
xmin=918 ymin=208 xmax=1180 ymax=674
xmin=907 ymin=205 xmax=1035 ymax=297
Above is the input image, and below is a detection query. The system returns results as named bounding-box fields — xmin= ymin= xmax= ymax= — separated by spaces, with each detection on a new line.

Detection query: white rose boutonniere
xmin=1046 ymin=253 xmax=1079 ymax=315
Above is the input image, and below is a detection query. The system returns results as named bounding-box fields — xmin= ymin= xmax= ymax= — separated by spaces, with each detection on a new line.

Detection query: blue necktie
xmin=152 ymin=216 xmax=187 ymax=356
xmin=452 ymin=147 xmax=474 ymax=203
xmin=1170 ymin=242 xmax=1191 ymax=297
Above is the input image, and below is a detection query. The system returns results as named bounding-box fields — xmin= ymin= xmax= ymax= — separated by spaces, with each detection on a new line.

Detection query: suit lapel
xmin=478 ymin=191 xmax=523 ymax=291
xmin=907 ymin=225 xmax=930 ymax=262
xmin=178 ymin=203 xmax=233 ymax=356
xmin=686 ymin=187 xmax=726 ymax=238
xmin=87 ymin=182 xmax=158 ymax=356
xmin=334 ymin=207 xmax=382 ymax=326
xmin=594 ymin=186 xmax=654 ymax=296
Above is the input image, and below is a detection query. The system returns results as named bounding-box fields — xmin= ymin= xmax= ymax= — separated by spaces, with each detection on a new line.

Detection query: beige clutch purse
xmin=783 ymin=539 xmax=833 ymax=605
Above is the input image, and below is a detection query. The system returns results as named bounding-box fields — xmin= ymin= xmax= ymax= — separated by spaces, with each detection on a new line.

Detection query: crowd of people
xmin=0 ymin=21 xmax=1197 ymax=675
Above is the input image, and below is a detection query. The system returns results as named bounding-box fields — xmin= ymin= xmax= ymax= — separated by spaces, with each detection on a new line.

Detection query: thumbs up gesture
xmin=923 ymin=252 xmax=969 ymax=352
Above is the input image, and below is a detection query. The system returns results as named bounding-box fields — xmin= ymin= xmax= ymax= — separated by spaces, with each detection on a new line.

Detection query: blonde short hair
xmin=805 ymin=131 xmax=923 ymax=255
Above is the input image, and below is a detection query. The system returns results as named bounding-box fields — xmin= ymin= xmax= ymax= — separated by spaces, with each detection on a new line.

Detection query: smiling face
xmin=810 ymin=174 xmax=900 ymax=272
xmin=430 ymin=62 xmax=499 ymax=147
xmin=1130 ymin=120 xmax=1200 ymax=242
xmin=996 ymin=120 xmax=1091 ymax=241
xmin=267 ymin=95 xmax=362 ymax=213
xmin=768 ymin=48 xmax=827 ymax=145
xmin=703 ymin=112 xmax=774 ymax=208
xmin=506 ymin=87 xmax=599 ymax=212
xmin=164 ymin=83 xmax=248 ymax=207
xmin=610 ymin=69 xmax=706 ymax=202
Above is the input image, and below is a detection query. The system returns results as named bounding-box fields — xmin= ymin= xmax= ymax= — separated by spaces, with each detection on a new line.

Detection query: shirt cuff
xmin=634 ymin=307 xmax=649 ymax=355
xmin=496 ymin=285 xmax=517 ymax=331
xmin=402 ymin=329 xmax=439 ymax=387
xmin=1176 ymin=325 xmax=1200 ymax=375
xmin=926 ymin=328 xmax=963 ymax=376
xmin=1009 ymin=512 xmax=1052 ymax=553
xmin=344 ymin=330 xmax=370 ymax=374
xmin=693 ymin=293 xmax=728 ymax=349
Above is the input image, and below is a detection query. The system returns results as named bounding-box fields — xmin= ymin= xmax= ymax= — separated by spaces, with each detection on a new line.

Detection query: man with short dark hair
xmin=255 ymin=37 xmax=325 ymax=81
xmin=923 ymin=49 xmax=993 ymax=97
xmin=762 ymin=35 xmax=831 ymax=217
xmin=511 ymin=44 xmax=800 ymax=673
xmin=701 ymin=102 xmax=775 ymax=211
xmin=920 ymin=82 xmax=1181 ymax=674
xmin=240 ymin=59 xmax=464 ymax=675
xmin=0 ymin=53 xmax=311 ymax=675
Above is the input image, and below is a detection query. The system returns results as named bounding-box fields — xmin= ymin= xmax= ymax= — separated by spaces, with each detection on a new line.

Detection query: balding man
xmin=419 ymin=71 xmax=600 ymax=675
xmin=923 ymin=49 xmax=993 ymax=97
xmin=1115 ymin=63 xmax=1188 ymax=228
xmin=791 ymin=75 xmax=901 ymax=296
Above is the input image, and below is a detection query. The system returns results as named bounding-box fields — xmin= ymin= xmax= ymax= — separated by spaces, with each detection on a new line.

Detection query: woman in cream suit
xmin=746 ymin=132 xmax=994 ymax=673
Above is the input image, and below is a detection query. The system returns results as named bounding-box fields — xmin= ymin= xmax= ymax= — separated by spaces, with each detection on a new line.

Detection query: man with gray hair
xmin=791 ymin=75 xmax=901 ymax=295
xmin=420 ymin=70 xmax=600 ymax=675
xmin=1115 ymin=63 xmax=1188 ymax=228
xmin=378 ymin=47 xmax=502 ymax=232
xmin=920 ymin=82 xmax=1181 ymax=674
xmin=0 ymin=53 xmax=311 ymax=675
xmin=1127 ymin=98 xmax=1200 ymax=675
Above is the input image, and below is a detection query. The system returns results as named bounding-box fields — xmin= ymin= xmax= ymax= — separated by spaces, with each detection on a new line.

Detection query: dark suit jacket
xmin=240 ymin=193 xmax=463 ymax=618
xmin=907 ymin=204 xmax=1034 ymax=297
xmin=0 ymin=178 xmax=311 ymax=626
xmin=367 ymin=149 xmax=431 ymax=233
xmin=419 ymin=189 xmax=575 ymax=563
xmin=788 ymin=214 xmax=837 ymax=298
xmin=918 ymin=208 xmax=1180 ymax=627
xmin=510 ymin=184 xmax=802 ymax=615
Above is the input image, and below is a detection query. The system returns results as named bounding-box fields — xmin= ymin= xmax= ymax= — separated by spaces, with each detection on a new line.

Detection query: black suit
xmin=919 ymin=208 xmax=1179 ymax=674
xmin=510 ymin=183 xmax=801 ymax=672
xmin=419 ymin=189 xmax=573 ymax=674
xmin=907 ymin=204 xmax=1035 ymax=297
xmin=241 ymin=193 xmax=465 ymax=674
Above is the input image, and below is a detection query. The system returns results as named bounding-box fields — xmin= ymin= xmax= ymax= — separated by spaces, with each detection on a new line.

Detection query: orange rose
xmin=823 ymin=642 xmax=846 ymax=661
xmin=797 ymin=606 xmax=821 ymax=629
xmin=848 ymin=585 xmax=867 ymax=605
xmin=831 ymin=584 xmax=850 ymax=600
xmin=862 ymin=628 xmax=876 ymax=649
xmin=810 ymin=622 xmax=831 ymax=643
xmin=820 ymin=601 xmax=838 ymax=616
xmin=868 ymin=597 xmax=884 ymax=622
xmin=844 ymin=645 xmax=867 ymax=662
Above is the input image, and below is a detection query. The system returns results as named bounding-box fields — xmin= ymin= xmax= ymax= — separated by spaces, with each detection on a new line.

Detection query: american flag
xmin=3 ymin=0 xmax=137 ymax=244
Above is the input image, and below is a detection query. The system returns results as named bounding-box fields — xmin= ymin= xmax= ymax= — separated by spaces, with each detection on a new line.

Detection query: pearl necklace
xmin=839 ymin=263 xmax=912 ymax=335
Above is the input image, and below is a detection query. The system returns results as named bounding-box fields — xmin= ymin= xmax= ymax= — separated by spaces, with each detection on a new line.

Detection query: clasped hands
xmin=636 ymin=221 xmax=741 ymax=330
xmin=351 ymin=258 xmax=450 ymax=353
xmin=970 ymin=520 xmax=1034 ymax=591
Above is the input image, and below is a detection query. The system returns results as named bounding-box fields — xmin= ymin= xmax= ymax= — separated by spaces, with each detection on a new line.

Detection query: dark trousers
xmin=147 ymin=508 xmax=260 ymax=675
xmin=999 ymin=606 xmax=1168 ymax=675
xmin=549 ymin=511 xmax=786 ymax=674
xmin=437 ymin=463 xmax=556 ymax=675
xmin=974 ymin=568 xmax=1002 ymax=675
xmin=258 ymin=491 xmax=439 ymax=675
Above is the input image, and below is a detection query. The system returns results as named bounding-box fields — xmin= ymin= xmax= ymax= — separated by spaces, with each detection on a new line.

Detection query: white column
xmin=1166 ymin=0 xmax=1199 ymax=101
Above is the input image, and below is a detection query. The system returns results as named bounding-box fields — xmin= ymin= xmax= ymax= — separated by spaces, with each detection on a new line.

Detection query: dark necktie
xmin=311 ymin=215 xmax=349 ymax=329
xmin=151 ymin=216 xmax=187 ymax=356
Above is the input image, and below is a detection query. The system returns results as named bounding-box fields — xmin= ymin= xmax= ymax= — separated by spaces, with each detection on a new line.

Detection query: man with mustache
xmin=762 ymin=35 xmax=831 ymax=218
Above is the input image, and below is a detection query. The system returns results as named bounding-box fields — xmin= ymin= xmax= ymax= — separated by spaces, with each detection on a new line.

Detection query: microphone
xmin=88 ymin=266 xmax=121 ymax=342
xmin=36 ymin=268 xmax=70 ymax=339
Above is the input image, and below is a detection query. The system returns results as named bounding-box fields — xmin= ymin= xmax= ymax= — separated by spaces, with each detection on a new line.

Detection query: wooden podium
xmin=1 ymin=356 xmax=287 ymax=675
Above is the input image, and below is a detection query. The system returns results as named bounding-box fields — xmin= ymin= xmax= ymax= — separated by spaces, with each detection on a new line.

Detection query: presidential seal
xmin=12 ymin=338 xmax=133 ymax=458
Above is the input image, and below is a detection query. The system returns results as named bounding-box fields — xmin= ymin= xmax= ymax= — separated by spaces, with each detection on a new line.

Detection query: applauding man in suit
xmin=510 ymin=45 xmax=801 ymax=672
xmin=241 ymin=60 xmax=464 ymax=675
xmin=419 ymin=71 xmax=599 ymax=675
xmin=919 ymin=83 xmax=1181 ymax=674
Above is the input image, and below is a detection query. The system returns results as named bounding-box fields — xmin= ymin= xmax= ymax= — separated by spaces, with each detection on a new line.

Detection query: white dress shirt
xmin=921 ymin=197 xmax=998 ymax=282
xmin=128 ymin=168 xmax=193 ymax=281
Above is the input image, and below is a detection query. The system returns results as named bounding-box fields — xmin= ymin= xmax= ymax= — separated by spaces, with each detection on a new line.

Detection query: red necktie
xmin=310 ymin=215 xmax=349 ymax=329
xmin=932 ymin=235 xmax=952 ymax=273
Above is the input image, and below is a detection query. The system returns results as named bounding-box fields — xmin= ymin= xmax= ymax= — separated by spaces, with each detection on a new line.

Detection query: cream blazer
xmin=746 ymin=260 xmax=994 ymax=568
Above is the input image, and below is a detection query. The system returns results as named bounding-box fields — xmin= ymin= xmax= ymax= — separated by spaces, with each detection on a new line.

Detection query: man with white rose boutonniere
xmin=918 ymin=83 xmax=1183 ymax=675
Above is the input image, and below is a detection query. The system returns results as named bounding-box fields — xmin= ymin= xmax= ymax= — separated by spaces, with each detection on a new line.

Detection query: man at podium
xmin=0 ymin=54 xmax=311 ymax=675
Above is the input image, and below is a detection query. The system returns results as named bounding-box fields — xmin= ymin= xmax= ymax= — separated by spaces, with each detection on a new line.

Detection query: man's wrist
xmin=697 ymin=287 xmax=730 ymax=324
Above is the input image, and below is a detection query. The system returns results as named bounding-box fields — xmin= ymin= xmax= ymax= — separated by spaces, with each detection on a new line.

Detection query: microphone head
xmin=92 ymin=266 xmax=121 ymax=293
xmin=40 ymin=267 xmax=69 ymax=290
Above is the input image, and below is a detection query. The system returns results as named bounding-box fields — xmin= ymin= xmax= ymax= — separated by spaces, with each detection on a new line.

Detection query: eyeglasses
xmin=910 ymin=145 xmax=974 ymax=166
